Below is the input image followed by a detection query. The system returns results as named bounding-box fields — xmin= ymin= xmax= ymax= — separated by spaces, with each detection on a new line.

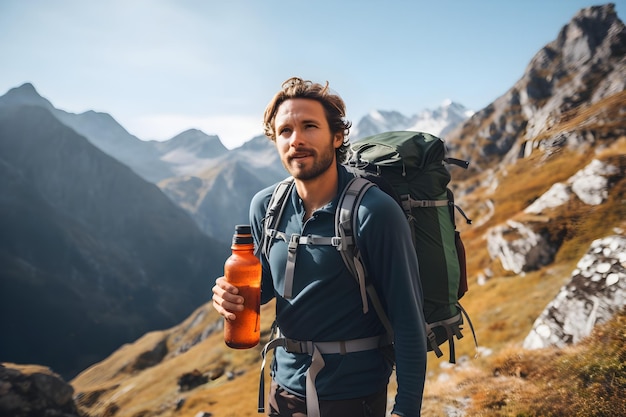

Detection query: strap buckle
xmin=288 ymin=234 xmax=300 ymax=252
xmin=283 ymin=338 xmax=313 ymax=354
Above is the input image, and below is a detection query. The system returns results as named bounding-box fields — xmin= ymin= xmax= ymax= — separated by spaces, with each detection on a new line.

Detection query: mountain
xmin=350 ymin=100 xmax=474 ymax=141
xmin=152 ymin=129 xmax=228 ymax=176
xmin=158 ymin=135 xmax=286 ymax=241
xmin=406 ymin=100 xmax=475 ymax=138
xmin=58 ymin=4 xmax=625 ymax=417
xmin=0 ymin=85 xmax=234 ymax=186
xmin=0 ymin=84 xmax=178 ymax=183
xmin=0 ymin=85 xmax=282 ymax=243
xmin=0 ymin=104 xmax=230 ymax=379
xmin=445 ymin=3 xmax=626 ymax=177
xmin=0 ymin=83 xmax=473 ymax=245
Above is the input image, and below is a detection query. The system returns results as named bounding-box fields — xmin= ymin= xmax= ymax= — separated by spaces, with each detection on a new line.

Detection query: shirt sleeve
xmin=357 ymin=187 xmax=427 ymax=416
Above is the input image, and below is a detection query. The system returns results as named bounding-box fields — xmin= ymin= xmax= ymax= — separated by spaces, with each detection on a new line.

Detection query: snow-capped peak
xmin=351 ymin=101 xmax=474 ymax=141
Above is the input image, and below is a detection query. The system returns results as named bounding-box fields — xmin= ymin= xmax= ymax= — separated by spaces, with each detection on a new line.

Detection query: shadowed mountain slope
xmin=0 ymin=105 xmax=230 ymax=379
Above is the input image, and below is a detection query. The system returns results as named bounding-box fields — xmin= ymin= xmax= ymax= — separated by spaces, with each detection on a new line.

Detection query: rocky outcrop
xmin=486 ymin=220 xmax=557 ymax=275
xmin=0 ymin=363 xmax=80 ymax=417
xmin=525 ymin=159 xmax=620 ymax=214
xmin=126 ymin=339 xmax=169 ymax=372
xmin=447 ymin=4 xmax=626 ymax=172
xmin=486 ymin=157 xmax=620 ymax=274
xmin=521 ymin=4 xmax=626 ymax=141
xmin=177 ymin=369 xmax=209 ymax=392
xmin=523 ymin=235 xmax=626 ymax=349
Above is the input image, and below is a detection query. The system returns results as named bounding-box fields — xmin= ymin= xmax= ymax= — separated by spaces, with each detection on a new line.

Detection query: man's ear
xmin=333 ymin=133 xmax=344 ymax=148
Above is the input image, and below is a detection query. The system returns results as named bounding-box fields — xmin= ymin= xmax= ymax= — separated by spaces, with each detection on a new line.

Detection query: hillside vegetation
xmin=420 ymin=308 xmax=626 ymax=417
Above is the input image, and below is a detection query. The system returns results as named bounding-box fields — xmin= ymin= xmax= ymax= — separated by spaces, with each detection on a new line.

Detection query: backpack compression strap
xmin=426 ymin=302 xmax=479 ymax=363
xmin=400 ymin=195 xmax=449 ymax=211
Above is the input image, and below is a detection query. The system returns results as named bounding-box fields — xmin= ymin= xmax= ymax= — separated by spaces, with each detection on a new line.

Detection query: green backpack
xmin=262 ymin=131 xmax=477 ymax=363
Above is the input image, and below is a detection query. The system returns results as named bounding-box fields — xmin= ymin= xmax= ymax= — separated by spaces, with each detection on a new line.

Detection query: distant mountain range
xmin=0 ymin=100 xmax=230 ymax=379
xmin=351 ymin=99 xmax=474 ymax=140
xmin=0 ymin=81 xmax=472 ymax=243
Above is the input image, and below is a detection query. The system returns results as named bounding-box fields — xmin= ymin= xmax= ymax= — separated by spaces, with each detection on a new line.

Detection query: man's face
xmin=274 ymin=98 xmax=343 ymax=181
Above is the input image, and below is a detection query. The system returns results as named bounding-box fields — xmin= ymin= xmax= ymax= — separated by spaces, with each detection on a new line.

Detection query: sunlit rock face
xmin=486 ymin=220 xmax=556 ymax=275
xmin=486 ymin=158 xmax=621 ymax=276
xmin=524 ymin=235 xmax=626 ymax=349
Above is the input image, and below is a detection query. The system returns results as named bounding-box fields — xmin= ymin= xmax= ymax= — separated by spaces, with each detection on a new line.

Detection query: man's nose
xmin=289 ymin=128 xmax=304 ymax=147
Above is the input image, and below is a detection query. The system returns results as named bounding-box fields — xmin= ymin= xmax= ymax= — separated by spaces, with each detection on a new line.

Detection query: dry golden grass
xmin=537 ymin=90 xmax=626 ymax=140
xmin=420 ymin=308 xmax=626 ymax=417
xmin=73 ymin=301 xmax=277 ymax=417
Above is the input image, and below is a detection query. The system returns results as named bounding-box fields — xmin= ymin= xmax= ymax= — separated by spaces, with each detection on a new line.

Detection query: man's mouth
xmin=289 ymin=151 xmax=313 ymax=161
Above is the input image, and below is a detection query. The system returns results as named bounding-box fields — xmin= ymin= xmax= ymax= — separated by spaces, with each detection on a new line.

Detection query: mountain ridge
xmin=0 ymin=104 xmax=230 ymax=379
xmin=444 ymin=2 xmax=626 ymax=177
xmin=351 ymin=100 xmax=474 ymax=140
xmin=0 ymin=82 xmax=474 ymax=243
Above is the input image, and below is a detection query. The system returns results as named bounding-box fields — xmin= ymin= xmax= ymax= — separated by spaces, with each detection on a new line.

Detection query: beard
xmin=282 ymin=143 xmax=336 ymax=181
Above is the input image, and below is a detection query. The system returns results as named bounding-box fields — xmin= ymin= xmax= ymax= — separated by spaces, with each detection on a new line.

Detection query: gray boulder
xmin=524 ymin=235 xmax=626 ymax=349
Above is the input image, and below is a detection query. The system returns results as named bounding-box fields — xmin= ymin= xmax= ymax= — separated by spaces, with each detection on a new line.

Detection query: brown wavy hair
xmin=263 ymin=77 xmax=352 ymax=163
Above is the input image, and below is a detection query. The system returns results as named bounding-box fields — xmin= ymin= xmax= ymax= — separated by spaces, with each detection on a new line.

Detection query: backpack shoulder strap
xmin=261 ymin=177 xmax=294 ymax=260
xmin=335 ymin=176 xmax=375 ymax=281
xmin=335 ymin=176 xmax=394 ymax=339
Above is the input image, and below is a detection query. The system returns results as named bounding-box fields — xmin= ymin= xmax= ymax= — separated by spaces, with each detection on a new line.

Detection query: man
xmin=212 ymin=77 xmax=427 ymax=416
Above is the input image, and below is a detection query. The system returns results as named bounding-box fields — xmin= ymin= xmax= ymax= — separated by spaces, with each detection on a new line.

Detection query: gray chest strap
xmin=265 ymin=230 xmax=341 ymax=299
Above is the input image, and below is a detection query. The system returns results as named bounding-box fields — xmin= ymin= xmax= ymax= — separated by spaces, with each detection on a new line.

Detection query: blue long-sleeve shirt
xmin=250 ymin=164 xmax=427 ymax=416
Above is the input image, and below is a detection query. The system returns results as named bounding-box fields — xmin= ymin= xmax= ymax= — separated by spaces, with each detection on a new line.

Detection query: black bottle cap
xmin=233 ymin=224 xmax=253 ymax=244
xmin=235 ymin=224 xmax=252 ymax=235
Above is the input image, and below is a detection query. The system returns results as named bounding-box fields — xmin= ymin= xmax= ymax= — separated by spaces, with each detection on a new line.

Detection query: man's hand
xmin=212 ymin=276 xmax=244 ymax=320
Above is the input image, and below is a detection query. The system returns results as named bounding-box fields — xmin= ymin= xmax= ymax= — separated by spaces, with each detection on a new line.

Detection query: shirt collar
xmin=290 ymin=164 xmax=351 ymax=216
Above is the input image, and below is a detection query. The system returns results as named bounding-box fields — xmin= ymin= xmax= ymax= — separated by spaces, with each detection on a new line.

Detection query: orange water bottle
xmin=223 ymin=224 xmax=261 ymax=349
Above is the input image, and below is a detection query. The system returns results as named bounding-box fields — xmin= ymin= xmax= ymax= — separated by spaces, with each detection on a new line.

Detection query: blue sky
xmin=1 ymin=0 xmax=624 ymax=149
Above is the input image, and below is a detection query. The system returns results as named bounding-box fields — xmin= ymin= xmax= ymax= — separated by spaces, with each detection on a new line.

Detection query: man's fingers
xmin=212 ymin=285 xmax=244 ymax=306
xmin=211 ymin=278 xmax=245 ymax=321
xmin=212 ymin=299 xmax=237 ymax=321
xmin=214 ymin=276 xmax=239 ymax=294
